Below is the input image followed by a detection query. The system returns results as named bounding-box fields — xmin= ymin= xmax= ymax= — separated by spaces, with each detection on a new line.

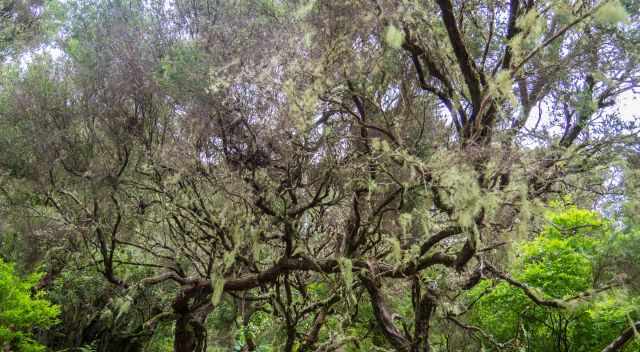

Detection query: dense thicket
xmin=1 ymin=0 xmax=640 ymax=351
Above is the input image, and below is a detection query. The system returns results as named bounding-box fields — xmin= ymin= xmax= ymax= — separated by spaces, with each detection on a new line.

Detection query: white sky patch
xmin=433 ymin=89 xmax=639 ymax=149
xmin=522 ymin=91 xmax=639 ymax=144
xmin=617 ymin=90 xmax=640 ymax=121
xmin=381 ymin=85 xmax=400 ymax=112
xmin=44 ymin=45 xmax=65 ymax=60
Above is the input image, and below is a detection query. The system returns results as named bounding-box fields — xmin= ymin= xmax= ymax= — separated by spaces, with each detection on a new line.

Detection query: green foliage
xmin=156 ymin=42 xmax=211 ymax=97
xmin=466 ymin=207 xmax=640 ymax=351
xmin=0 ymin=0 xmax=49 ymax=59
xmin=595 ymin=0 xmax=630 ymax=25
xmin=0 ymin=258 xmax=59 ymax=351
xmin=1 ymin=0 xmax=639 ymax=350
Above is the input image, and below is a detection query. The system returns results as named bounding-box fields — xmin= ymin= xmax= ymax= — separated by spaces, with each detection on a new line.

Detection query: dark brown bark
xmin=435 ymin=0 xmax=482 ymax=110
xmin=412 ymin=281 xmax=437 ymax=352
xmin=298 ymin=309 xmax=328 ymax=352
xmin=601 ymin=321 xmax=640 ymax=352
xmin=172 ymin=283 xmax=212 ymax=352
xmin=360 ymin=273 xmax=411 ymax=351
xmin=173 ymin=313 xmax=208 ymax=352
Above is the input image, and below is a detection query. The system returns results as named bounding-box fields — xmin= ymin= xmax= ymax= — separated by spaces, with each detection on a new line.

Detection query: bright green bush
xmin=466 ymin=207 xmax=640 ymax=351
xmin=0 ymin=258 xmax=60 ymax=352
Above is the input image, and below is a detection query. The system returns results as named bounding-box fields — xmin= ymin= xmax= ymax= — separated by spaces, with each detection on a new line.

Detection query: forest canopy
xmin=0 ymin=0 xmax=640 ymax=351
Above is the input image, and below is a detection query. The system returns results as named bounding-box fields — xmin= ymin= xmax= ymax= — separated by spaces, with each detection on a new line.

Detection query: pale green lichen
xmin=384 ymin=25 xmax=405 ymax=49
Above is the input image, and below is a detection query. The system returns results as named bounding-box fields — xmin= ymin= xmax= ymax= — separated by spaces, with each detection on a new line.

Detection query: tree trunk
xmin=360 ymin=273 xmax=411 ymax=351
xmin=412 ymin=280 xmax=437 ymax=352
xmin=174 ymin=313 xmax=208 ymax=352
xmin=172 ymin=284 xmax=212 ymax=352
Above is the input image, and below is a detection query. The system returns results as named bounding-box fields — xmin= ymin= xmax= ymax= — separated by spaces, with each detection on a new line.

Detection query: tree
xmin=0 ymin=0 xmax=639 ymax=351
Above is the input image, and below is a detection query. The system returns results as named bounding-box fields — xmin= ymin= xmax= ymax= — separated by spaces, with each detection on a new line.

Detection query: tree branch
xmin=601 ymin=321 xmax=640 ymax=352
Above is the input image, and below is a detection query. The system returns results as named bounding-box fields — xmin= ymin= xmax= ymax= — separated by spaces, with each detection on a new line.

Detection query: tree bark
xmin=172 ymin=284 xmax=212 ymax=352
xmin=412 ymin=288 xmax=436 ymax=352
xmin=601 ymin=321 xmax=640 ymax=352
xmin=174 ymin=313 xmax=208 ymax=352
xmin=360 ymin=273 xmax=411 ymax=351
